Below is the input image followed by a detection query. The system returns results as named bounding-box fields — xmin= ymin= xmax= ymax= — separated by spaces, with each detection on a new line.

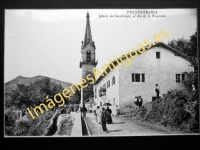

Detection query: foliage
xmin=14 ymin=117 xmax=31 ymax=135
xmin=27 ymin=110 xmax=55 ymax=136
xmin=5 ymin=108 xmax=55 ymax=136
xmin=168 ymin=31 xmax=197 ymax=58
xmin=143 ymin=89 xmax=199 ymax=132
xmin=5 ymin=107 xmax=18 ymax=135
xmin=5 ymin=77 xmax=65 ymax=136
xmin=69 ymin=90 xmax=81 ymax=104
xmin=7 ymin=77 xmax=65 ymax=110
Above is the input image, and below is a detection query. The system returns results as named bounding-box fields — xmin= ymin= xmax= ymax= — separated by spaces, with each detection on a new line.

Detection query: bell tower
xmin=80 ymin=13 xmax=98 ymax=101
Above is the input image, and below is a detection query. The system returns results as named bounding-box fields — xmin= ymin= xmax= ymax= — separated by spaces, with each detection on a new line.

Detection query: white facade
xmin=93 ymin=68 xmax=119 ymax=108
xmin=94 ymin=44 xmax=194 ymax=109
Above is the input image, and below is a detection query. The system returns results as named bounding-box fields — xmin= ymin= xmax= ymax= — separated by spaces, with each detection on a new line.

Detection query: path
xmin=85 ymin=113 xmax=184 ymax=136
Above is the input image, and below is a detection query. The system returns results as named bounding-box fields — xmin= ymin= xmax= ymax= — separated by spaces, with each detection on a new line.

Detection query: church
xmin=79 ymin=13 xmax=194 ymax=109
xmin=79 ymin=13 xmax=97 ymax=102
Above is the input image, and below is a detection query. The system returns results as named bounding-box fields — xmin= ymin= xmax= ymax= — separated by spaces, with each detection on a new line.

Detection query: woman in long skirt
xmin=96 ymin=106 xmax=102 ymax=123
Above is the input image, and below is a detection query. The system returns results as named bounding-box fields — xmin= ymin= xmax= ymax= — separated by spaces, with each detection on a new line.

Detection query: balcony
xmin=99 ymin=87 xmax=106 ymax=97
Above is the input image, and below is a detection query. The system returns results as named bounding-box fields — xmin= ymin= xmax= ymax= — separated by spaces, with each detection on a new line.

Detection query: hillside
xmin=5 ymin=75 xmax=72 ymax=94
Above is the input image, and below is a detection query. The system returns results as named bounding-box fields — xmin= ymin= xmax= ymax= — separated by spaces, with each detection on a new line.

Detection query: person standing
xmin=116 ymin=105 xmax=120 ymax=117
xmin=89 ymin=105 xmax=92 ymax=113
xmin=93 ymin=105 xmax=97 ymax=122
xmin=134 ymin=96 xmax=139 ymax=106
xmin=73 ymin=104 xmax=77 ymax=112
xmin=101 ymin=107 xmax=108 ymax=133
xmin=81 ymin=105 xmax=87 ymax=118
xmin=138 ymin=96 xmax=143 ymax=107
xmin=106 ymin=107 xmax=112 ymax=124
xmin=96 ymin=106 xmax=102 ymax=124
xmin=155 ymin=84 xmax=160 ymax=99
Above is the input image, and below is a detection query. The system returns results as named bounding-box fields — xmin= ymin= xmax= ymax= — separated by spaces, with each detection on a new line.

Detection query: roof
xmin=83 ymin=13 xmax=93 ymax=48
xmin=84 ymin=94 xmax=94 ymax=103
xmin=94 ymin=42 xmax=193 ymax=85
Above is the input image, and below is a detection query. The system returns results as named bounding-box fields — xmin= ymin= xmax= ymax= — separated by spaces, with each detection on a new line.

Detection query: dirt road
xmin=85 ymin=113 xmax=185 ymax=136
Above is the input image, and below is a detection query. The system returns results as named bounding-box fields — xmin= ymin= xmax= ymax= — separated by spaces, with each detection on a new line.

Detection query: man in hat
xmin=155 ymin=84 xmax=160 ymax=99
xmin=101 ymin=107 xmax=108 ymax=133
xmin=106 ymin=107 xmax=112 ymax=124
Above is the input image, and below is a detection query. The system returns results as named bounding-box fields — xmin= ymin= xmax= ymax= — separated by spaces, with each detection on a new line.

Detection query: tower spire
xmin=83 ymin=13 xmax=93 ymax=47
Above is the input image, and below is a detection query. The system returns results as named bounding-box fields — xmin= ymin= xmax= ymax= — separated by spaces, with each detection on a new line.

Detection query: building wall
xmin=118 ymin=46 xmax=194 ymax=106
xmin=82 ymin=64 xmax=95 ymax=78
xmin=93 ymin=68 xmax=119 ymax=108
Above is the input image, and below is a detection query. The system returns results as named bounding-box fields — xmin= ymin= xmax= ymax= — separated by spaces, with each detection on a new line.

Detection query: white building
xmin=93 ymin=43 xmax=194 ymax=110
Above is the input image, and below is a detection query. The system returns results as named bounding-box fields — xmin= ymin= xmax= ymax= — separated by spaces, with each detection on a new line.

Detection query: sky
xmin=5 ymin=9 xmax=197 ymax=83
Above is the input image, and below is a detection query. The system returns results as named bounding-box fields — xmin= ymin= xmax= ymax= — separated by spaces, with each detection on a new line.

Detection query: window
xmin=132 ymin=73 xmax=135 ymax=82
xmin=176 ymin=73 xmax=185 ymax=82
xmin=156 ymin=52 xmax=160 ymax=59
xmin=135 ymin=74 xmax=140 ymax=82
xmin=182 ymin=74 xmax=185 ymax=81
xmin=103 ymin=84 xmax=106 ymax=89
xmin=176 ymin=74 xmax=180 ymax=82
xmin=99 ymin=88 xmax=101 ymax=97
xmin=112 ymin=76 xmax=115 ymax=85
xmin=87 ymin=50 xmax=91 ymax=62
xmin=142 ymin=74 xmax=145 ymax=82
xmin=95 ymin=87 xmax=97 ymax=98
xmin=132 ymin=73 xmax=145 ymax=82
xmin=107 ymin=80 xmax=110 ymax=88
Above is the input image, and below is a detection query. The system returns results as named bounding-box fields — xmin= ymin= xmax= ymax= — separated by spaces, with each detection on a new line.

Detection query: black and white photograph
xmin=4 ymin=9 xmax=199 ymax=137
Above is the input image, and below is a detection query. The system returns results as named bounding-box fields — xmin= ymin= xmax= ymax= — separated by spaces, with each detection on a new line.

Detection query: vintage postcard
xmin=4 ymin=9 xmax=199 ymax=137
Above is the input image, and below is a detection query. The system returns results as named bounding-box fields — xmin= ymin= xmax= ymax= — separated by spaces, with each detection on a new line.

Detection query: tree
xmin=168 ymin=30 xmax=198 ymax=68
xmin=167 ymin=31 xmax=199 ymax=132
xmin=69 ymin=90 xmax=81 ymax=104
xmin=8 ymin=77 xmax=65 ymax=110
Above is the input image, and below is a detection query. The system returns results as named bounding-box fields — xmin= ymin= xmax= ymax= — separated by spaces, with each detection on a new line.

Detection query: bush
xmin=5 ymin=77 xmax=65 ymax=136
xmin=5 ymin=108 xmax=19 ymax=135
xmin=14 ymin=118 xmax=31 ymax=135
xmin=144 ymin=89 xmax=199 ymax=132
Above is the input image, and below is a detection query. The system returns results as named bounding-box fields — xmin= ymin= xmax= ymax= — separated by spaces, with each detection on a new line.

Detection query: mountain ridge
xmin=5 ymin=75 xmax=72 ymax=94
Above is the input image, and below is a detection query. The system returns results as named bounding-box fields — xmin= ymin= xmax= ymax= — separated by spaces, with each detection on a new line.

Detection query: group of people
xmin=93 ymin=105 xmax=120 ymax=133
xmin=134 ymin=96 xmax=143 ymax=108
xmin=60 ymin=104 xmax=80 ymax=114
xmin=134 ymin=84 xmax=160 ymax=107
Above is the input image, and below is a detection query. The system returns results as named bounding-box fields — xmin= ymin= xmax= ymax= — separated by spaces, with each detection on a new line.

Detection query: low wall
xmin=53 ymin=114 xmax=74 ymax=136
xmin=82 ymin=116 xmax=91 ymax=136
xmin=70 ymin=112 xmax=82 ymax=136
xmin=43 ymin=111 xmax=91 ymax=137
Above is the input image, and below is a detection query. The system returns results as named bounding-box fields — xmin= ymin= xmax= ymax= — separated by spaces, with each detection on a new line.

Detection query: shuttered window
xmin=142 ymin=73 xmax=145 ymax=82
xmin=112 ymin=76 xmax=115 ymax=85
xmin=132 ymin=73 xmax=135 ymax=82
xmin=132 ymin=73 xmax=145 ymax=82
xmin=176 ymin=74 xmax=180 ymax=82
xmin=182 ymin=74 xmax=185 ymax=81
xmin=135 ymin=74 xmax=140 ymax=82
